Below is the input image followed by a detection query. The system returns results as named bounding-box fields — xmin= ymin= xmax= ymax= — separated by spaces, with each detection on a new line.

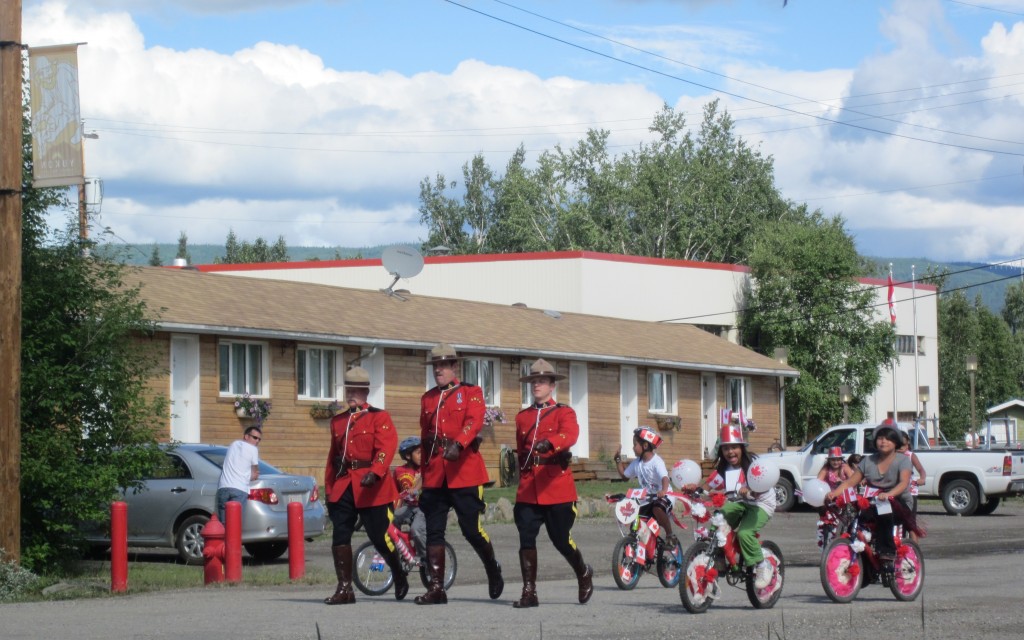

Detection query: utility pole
xmin=0 ymin=0 xmax=24 ymax=563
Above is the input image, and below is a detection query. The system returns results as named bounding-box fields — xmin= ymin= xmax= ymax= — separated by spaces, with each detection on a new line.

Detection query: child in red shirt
xmin=393 ymin=436 xmax=426 ymax=564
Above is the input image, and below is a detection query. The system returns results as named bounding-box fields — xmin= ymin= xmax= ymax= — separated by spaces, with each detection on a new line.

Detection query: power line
xmin=443 ymin=0 xmax=1024 ymax=157
xmin=946 ymin=0 xmax=1024 ymax=17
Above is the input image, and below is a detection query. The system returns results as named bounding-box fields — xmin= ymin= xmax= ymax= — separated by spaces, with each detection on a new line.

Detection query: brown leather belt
xmin=523 ymin=454 xmax=563 ymax=466
xmin=335 ymin=458 xmax=372 ymax=476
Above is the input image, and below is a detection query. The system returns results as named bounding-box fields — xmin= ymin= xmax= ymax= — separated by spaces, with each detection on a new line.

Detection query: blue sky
xmin=23 ymin=0 xmax=1024 ymax=262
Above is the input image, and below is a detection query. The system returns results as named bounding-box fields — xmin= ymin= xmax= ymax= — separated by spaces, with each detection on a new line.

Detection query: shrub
xmin=0 ymin=552 xmax=40 ymax=602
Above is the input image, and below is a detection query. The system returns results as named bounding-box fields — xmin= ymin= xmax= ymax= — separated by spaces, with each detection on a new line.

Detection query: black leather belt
xmin=335 ymin=458 xmax=372 ymax=476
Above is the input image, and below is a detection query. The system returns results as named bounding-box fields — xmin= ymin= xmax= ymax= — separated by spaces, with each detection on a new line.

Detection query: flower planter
xmin=236 ymin=407 xmax=250 ymax=419
xmin=310 ymin=409 xmax=334 ymax=420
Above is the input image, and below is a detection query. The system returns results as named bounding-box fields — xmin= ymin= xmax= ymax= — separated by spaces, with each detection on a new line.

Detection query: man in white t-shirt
xmin=216 ymin=426 xmax=261 ymax=522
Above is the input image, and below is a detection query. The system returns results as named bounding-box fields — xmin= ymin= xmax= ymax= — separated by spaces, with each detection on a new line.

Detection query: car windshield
xmin=197 ymin=447 xmax=283 ymax=476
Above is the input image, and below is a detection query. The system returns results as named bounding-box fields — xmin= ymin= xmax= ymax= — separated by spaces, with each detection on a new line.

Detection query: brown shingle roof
xmin=128 ymin=266 xmax=796 ymax=376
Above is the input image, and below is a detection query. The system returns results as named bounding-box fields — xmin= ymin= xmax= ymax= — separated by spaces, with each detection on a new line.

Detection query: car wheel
xmin=245 ymin=542 xmax=289 ymax=562
xmin=774 ymin=476 xmax=795 ymax=512
xmin=941 ymin=479 xmax=978 ymax=516
xmin=175 ymin=514 xmax=209 ymax=565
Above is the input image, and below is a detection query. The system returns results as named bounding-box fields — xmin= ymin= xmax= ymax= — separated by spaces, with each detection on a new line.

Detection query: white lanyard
xmin=428 ymin=384 xmax=460 ymax=460
xmin=340 ymin=408 xmax=364 ymax=463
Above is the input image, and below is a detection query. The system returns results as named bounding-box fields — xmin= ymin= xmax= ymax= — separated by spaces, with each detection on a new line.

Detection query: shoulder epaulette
xmin=367 ymin=406 xmax=384 ymax=413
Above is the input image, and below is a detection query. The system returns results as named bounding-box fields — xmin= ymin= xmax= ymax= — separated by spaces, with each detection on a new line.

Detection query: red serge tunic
xmin=419 ymin=381 xmax=489 ymax=489
xmin=324 ymin=404 xmax=399 ymax=508
xmin=515 ymin=400 xmax=579 ymax=505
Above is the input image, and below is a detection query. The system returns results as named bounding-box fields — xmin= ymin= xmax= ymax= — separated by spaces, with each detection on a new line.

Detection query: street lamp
xmin=839 ymin=384 xmax=852 ymax=424
xmin=774 ymin=347 xmax=789 ymax=449
xmin=918 ymin=385 xmax=930 ymax=440
xmin=966 ymin=355 xmax=979 ymax=446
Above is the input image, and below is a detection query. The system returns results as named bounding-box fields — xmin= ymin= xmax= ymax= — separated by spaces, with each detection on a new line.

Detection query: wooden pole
xmin=0 ymin=0 xmax=24 ymax=563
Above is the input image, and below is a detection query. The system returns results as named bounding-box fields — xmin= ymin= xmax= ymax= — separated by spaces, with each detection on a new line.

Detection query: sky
xmin=21 ymin=0 xmax=1024 ymax=263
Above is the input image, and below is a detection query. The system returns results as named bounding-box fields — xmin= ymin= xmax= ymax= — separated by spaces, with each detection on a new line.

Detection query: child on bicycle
xmin=392 ymin=436 xmax=426 ymax=564
xmin=614 ymin=426 xmax=677 ymax=548
xmin=817 ymin=446 xmax=855 ymax=491
xmin=701 ymin=420 xmax=776 ymax=589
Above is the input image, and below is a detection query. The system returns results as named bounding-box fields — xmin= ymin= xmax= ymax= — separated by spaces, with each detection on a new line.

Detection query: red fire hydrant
xmin=201 ymin=514 xmax=226 ymax=584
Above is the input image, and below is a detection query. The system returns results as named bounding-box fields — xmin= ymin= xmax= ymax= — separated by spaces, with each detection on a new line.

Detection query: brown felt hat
xmin=425 ymin=343 xmax=462 ymax=364
xmin=343 ymin=366 xmax=371 ymax=388
xmin=519 ymin=358 xmax=566 ymax=383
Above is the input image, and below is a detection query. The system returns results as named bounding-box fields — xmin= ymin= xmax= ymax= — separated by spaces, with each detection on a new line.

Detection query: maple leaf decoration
xmin=730 ymin=427 xmax=742 ymax=441
xmin=619 ymin=502 xmax=636 ymax=518
xmin=751 ymin=465 xmax=763 ymax=478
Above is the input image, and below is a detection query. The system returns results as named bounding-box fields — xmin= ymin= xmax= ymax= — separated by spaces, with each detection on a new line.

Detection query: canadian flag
xmin=887 ymin=272 xmax=896 ymax=326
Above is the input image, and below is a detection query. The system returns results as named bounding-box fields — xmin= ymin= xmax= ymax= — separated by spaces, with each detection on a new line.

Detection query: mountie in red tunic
xmin=515 ymin=399 xmax=579 ymax=505
xmin=419 ymin=380 xmax=489 ymax=489
xmin=324 ymin=404 xmax=398 ymax=508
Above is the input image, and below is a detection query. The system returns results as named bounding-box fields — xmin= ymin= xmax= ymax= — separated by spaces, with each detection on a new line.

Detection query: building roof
xmin=986 ymin=399 xmax=1024 ymax=415
xmin=129 ymin=266 xmax=797 ymax=377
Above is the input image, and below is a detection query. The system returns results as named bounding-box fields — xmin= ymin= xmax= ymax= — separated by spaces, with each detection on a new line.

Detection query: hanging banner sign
xmin=28 ymin=44 xmax=83 ymax=188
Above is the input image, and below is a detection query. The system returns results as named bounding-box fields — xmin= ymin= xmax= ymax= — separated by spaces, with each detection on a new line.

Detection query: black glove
xmin=360 ymin=471 xmax=379 ymax=487
xmin=533 ymin=440 xmax=553 ymax=454
xmin=442 ymin=441 xmax=463 ymax=461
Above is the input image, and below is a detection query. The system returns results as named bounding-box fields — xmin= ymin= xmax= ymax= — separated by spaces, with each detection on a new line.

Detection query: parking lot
xmin=4 ymin=500 xmax=1024 ymax=639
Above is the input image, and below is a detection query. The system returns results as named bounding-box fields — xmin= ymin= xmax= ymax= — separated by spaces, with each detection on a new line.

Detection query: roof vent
xmin=172 ymin=258 xmax=188 ymax=268
xmin=543 ymin=309 xmax=562 ymax=319
xmin=512 ymin=302 xmax=528 ymax=309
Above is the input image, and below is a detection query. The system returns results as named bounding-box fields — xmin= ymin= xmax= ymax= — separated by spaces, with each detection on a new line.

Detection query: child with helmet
xmin=392 ymin=436 xmax=426 ymax=565
xmin=816 ymin=446 xmax=855 ymax=491
xmin=613 ymin=426 xmax=677 ymax=548
xmin=700 ymin=419 xmax=777 ymax=589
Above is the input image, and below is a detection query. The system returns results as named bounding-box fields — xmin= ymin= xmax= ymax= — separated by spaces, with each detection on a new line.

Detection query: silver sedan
xmin=87 ymin=444 xmax=327 ymax=564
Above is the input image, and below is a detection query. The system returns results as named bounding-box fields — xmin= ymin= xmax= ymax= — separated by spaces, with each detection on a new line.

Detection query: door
xmin=619 ymin=366 xmax=638 ymax=455
xmin=170 ymin=334 xmax=200 ymax=443
xmin=701 ymin=373 xmax=717 ymax=459
xmin=569 ymin=362 xmax=589 ymax=459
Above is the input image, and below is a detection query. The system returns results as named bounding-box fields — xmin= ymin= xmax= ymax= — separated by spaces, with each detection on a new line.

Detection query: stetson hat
xmin=343 ymin=366 xmax=371 ymax=388
xmin=425 ymin=343 xmax=462 ymax=364
xmin=519 ymin=358 xmax=566 ymax=383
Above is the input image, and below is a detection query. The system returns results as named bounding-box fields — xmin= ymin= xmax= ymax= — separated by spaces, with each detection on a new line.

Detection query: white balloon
xmin=801 ymin=478 xmax=831 ymax=507
xmin=671 ymin=459 xmax=702 ymax=489
xmin=746 ymin=459 xmax=780 ymax=493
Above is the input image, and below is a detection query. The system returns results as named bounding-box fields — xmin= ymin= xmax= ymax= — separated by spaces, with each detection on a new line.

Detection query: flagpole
xmin=890 ymin=263 xmax=897 ymax=421
xmin=912 ymin=264 xmax=920 ymax=432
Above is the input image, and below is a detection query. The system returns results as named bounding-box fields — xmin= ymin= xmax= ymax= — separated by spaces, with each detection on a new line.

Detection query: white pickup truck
xmin=761 ymin=423 xmax=1024 ymax=516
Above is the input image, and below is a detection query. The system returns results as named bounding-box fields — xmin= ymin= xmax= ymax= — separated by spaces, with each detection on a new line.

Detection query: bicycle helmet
xmin=633 ymin=426 xmax=663 ymax=450
xmin=398 ymin=436 xmax=421 ymax=458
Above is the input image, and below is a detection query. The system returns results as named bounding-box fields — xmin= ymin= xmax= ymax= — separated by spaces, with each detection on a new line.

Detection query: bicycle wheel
xmin=820 ymin=538 xmax=862 ymax=603
xmin=678 ymin=541 xmax=717 ymax=614
xmin=353 ymin=541 xmax=393 ymax=596
xmin=746 ymin=540 xmax=784 ymax=609
xmin=656 ymin=538 xmax=683 ymax=588
xmin=889 ymin=540 xmax=924 ymax=601
xmin=418 ymin=542 xmax=458 ymax=591
xmin=611 ymin=537 xmax=642 ymax=590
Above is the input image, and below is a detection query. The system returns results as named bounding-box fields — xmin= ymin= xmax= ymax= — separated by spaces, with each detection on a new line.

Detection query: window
xmin=462 ymin=357 xmax=500 ymax=405
xmin=647 ymin=370 xmax=677 ymax=414
xmin=895 ymin=335 xmax=918 ymax=355
xmin=297 ymin=346 xmax=340 ymax=399
xmin=725 ymin=376 xmax=752 ymax=421
xmin=218 ymin=340 xmax=268 ymax=396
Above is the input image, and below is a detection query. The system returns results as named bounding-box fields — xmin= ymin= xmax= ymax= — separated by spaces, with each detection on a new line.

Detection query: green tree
xmin=175 ymin=231 xmax=191 ymax=264
xmin=739 ymin=216 xmax=895 ymax=444
xmin=19 ymin=97 xmax=165 ymax=572
xmin=1002 ymin=281 xmax=1024 ymax=336
xmin=216 ymin=230 xmax=289 ymax=264
xmin=148 ymin=244 xmax=162 ymax=266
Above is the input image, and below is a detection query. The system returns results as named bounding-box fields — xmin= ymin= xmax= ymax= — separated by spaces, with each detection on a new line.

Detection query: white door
xmin=619 ymin=366 xmax=638 ymax=456
xmin=569 ymin=362 xmax=589 ymax=459
xmin=701 ymin=373 xmax=717 ymax=460
xmin=170 ymin=335 xmax=200 ymax=443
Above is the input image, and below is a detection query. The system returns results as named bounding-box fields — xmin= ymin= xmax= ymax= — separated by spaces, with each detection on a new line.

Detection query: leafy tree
xmin=739 ymin=216 xmax=895 ymax=444
xmin=148 ymin=244 xmax=162 ymax=266
xmin=19 ymin=96 xmax=165 ymax=572
xmin=216 ymin=229 xmax=289 ymax=264
xmin=1002 ymin=281 xmax=1024 ymax=336
xmin=175 ymin=231 xmax=191 ymax=264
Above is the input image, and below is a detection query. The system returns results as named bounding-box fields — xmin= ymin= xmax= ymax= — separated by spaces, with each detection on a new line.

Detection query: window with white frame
xmin=648 ymin=370 xmax=677 ymax=414
xmin=725 ymin=376 xmax=752 ymax=420
xmin=521 ymin=360 xmax=558 ymax=406
xmin=296 ymin=346 xmax=340 ymax=400
xmin=462 ymin=357 xmax=500 ymax=405
xmin=218 ymin=340 xmax=268 ymax=396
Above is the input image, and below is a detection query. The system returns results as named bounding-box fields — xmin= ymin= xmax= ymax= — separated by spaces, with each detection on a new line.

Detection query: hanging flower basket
xmin=654 ymin=415 xmax=681 ymax=432
xmin=310 ymin=401 xmax=341 ymax=420
xmin=234 ymin=393 xmax=271 ymax=426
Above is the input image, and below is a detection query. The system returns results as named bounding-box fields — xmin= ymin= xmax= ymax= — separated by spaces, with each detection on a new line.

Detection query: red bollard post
xmin=201 ymin=514 xmax=225 ymax=584
xmin=110 ymin=501 xmax=128 ymax=593
xmin=224 ymin=501 xmax=243 ymax=583
xmin=288 ymin=502 xmax=304 ymax=580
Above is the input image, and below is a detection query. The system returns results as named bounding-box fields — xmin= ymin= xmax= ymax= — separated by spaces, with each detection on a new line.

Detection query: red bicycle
xmin=606 ymin=489 xmax=684 ymax=590
xmin=352 ymin=522 xmax=457 ymax=596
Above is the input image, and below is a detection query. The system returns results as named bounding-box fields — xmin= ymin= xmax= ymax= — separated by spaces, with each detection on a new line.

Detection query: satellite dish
xmin=380 ymin=246 xmax=423 ymax=301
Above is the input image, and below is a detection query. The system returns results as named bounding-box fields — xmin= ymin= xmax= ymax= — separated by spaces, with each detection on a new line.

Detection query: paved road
xmin=3 ymin=501 xmax=1023 ymax=639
